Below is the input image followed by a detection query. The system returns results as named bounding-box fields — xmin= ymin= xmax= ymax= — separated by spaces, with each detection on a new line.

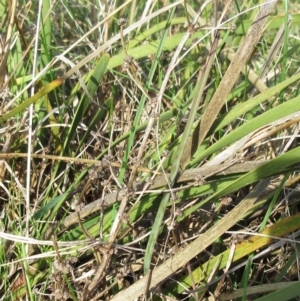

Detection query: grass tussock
xmin=0 ymin=0 xmax=300 ymax=300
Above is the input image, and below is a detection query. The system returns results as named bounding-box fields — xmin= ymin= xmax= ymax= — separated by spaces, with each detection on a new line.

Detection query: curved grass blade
xmin=189 ymin=93 xmax=300 ymax=167
xmin=210 ymin=71 xmax=300 ymax=135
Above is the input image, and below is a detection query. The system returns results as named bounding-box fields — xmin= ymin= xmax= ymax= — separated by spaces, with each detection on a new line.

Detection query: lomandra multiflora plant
xmin=0 ymin=0 xmax=300 ymax=300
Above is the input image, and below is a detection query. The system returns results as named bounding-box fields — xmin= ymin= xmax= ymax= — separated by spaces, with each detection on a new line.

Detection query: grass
xmin=0 ymin=0 xmax=300 ymax=300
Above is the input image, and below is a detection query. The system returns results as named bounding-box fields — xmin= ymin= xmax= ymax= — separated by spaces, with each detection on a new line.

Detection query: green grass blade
xmin=0 ymin=78 xmax=64 ymax=124
xmin=254 ymin=281 xmax=300 ymax=301
xmin=62 ymin=54 xmax=110 ymax=154
xmin=181 ymin=145 xmax=300 ymax=219
xmin=211 ymin=71 xmax=300 ymax=134
xmin=189 ymin=93 xmax=300 ymax=166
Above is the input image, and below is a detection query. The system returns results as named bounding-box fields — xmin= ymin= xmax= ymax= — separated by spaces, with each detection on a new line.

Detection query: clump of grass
xmin=0 ymin=0 xmax=300 ymax=300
